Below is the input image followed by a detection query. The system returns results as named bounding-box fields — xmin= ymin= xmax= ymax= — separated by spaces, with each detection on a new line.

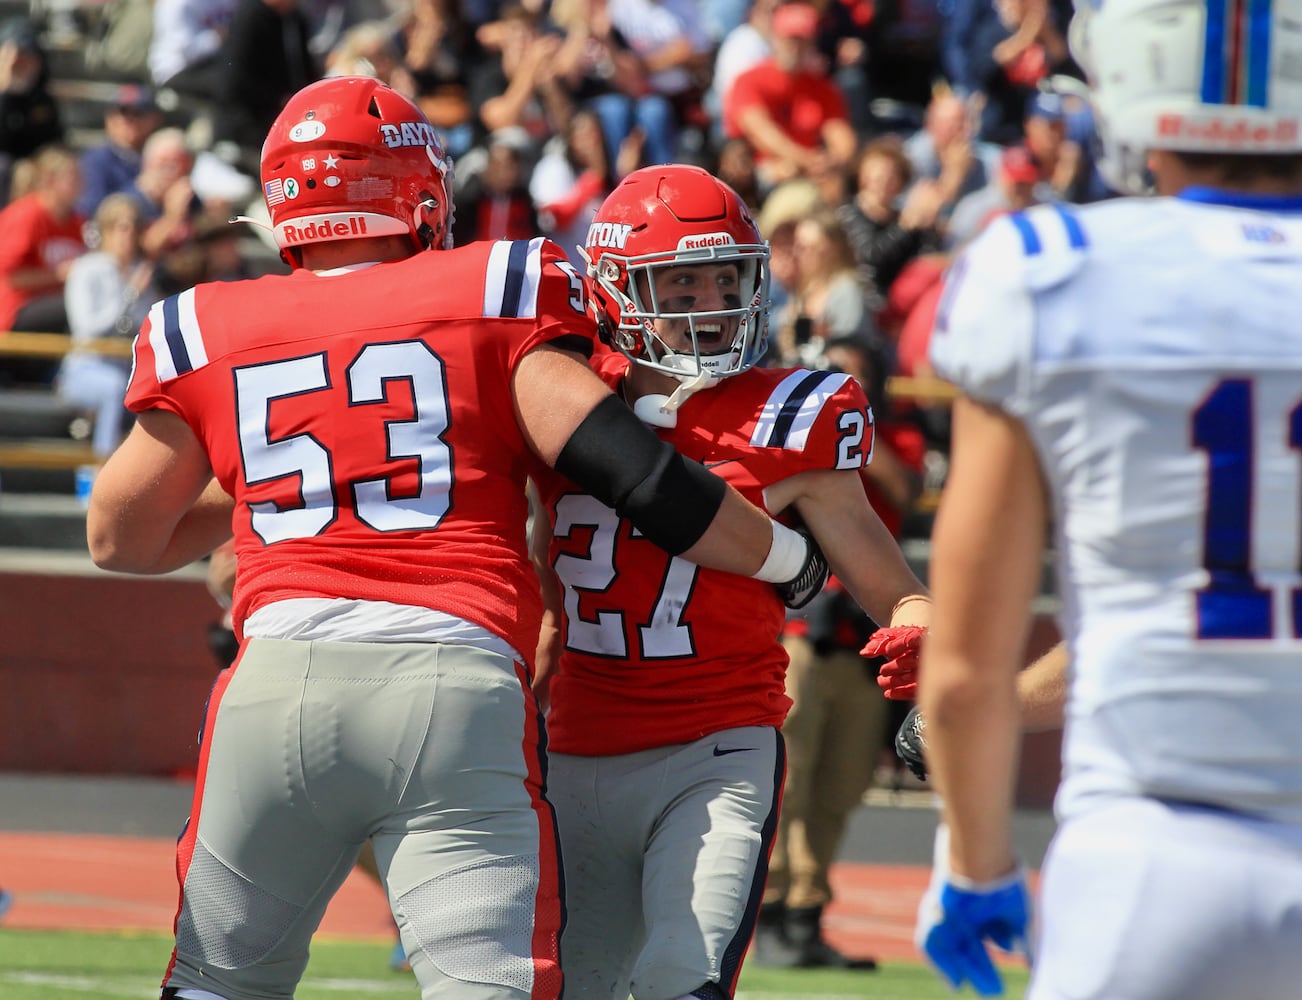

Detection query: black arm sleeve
xmin=554 ymin=394 xmax=728 ymax=555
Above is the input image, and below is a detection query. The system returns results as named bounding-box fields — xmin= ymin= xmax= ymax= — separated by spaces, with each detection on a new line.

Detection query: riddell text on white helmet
xmin=1156 ymin=114 xmax=1301 ymax=149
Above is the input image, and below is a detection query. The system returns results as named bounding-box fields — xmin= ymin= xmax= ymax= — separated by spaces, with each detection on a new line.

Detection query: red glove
xmin=862 ymin=624 xmax=928 ymax=700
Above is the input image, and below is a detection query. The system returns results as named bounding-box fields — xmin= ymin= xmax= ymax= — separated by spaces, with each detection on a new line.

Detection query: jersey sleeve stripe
xmin=499 ymin=239 xmax=530 ymax=318
xmin=483 ymin=240 xmax=511 ymax=317
xmin=147 ymin=288 xmax=209 ymax=382
xmin=1052 ymin=204 xmax=1089 ymax=249
xmin=752 ymin=369 xmax=847 ymax=450
xmin=776 ymin=371 xmax=851 ymax=450
xmin=483 ymin=238 xmax=548 ymax=319
xmin=1008 ymin=212 xmax=1043 ymax=256
xmin=162 ymin=295 xmax=192 ymax=376
xmin=517 ymin=236 xmax=546 ymax=319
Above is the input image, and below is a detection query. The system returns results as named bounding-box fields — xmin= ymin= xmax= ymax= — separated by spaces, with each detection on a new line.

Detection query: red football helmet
xmin=585 ymin=164 xmax=770 ymax=387
xmin=257 ymin=76 xmax=454 ymax=265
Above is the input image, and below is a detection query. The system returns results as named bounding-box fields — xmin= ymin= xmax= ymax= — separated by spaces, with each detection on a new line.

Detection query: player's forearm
xmin=922 ymin=661 xmax=1022 ymax=881
xmin=147 ymin=484 xmax=236 ymax=573
xmin=831 ymin=521 xmax=929 ymax=628
xmin=91 ymin=479 xmax=233 ymax=575
xmin=783 ymin=468 xmax=930 ymax=626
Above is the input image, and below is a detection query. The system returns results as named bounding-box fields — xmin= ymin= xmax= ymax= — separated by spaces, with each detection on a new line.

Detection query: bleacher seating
xmin=0 ymin=7 xmax=959 ymax=552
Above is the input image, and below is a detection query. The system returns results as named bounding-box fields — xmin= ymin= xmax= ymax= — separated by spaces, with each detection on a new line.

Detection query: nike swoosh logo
xmin=713 ymin=746 xmax=755 ymax=756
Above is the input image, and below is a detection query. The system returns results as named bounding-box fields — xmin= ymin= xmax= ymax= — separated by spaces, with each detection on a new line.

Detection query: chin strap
xmin=632 ymin=393 xmax=677 ymax=427
xmin=663 ymin=367 xmax=714 ymax=411
xmin=656 ymin=352 xmax=716 ymax=413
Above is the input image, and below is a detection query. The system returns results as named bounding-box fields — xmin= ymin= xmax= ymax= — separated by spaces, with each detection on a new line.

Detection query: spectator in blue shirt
xmin=76 ymin=84 xmax=163 ymax=219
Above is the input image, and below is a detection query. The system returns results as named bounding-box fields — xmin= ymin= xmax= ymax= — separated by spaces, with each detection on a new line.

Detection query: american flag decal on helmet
xmin=265 ymin=178 xmax=285 ymax=207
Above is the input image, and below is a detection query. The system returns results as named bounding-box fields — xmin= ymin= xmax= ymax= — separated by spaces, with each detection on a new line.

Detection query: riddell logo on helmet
xmin=281 ymin=215 xmax=369 ymax=243
xmin=677 ymin=232 xmax=736 ymax=250
xmin=1157 ymin=114 xmax=1300 ymax=148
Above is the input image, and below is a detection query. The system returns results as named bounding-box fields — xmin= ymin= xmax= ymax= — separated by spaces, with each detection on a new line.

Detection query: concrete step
xmin=0 ymin=388 xmax=85 ymax=440
xmin=0 ymin=493 xmax=88 ymax=549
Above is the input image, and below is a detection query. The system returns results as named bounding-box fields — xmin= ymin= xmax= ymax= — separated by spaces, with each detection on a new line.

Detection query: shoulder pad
xmin=482 ymin=236 xmax=549 ymax=319
xmin=751 ymin=369 xmax=856 ymax=452
xmin=145 ymin=287 xmax=211 ymax=383
xmin=994 ymin=203 xmax=1090 ymax=292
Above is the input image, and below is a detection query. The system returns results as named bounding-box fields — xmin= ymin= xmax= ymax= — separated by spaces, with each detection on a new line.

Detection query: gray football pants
xmin=162 ymin=638 xmax=562 ymax=1000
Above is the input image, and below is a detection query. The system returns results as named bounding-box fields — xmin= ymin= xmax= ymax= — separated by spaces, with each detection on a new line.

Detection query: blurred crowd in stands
xmin=0 ymin=0 xmax=1114 ymax=472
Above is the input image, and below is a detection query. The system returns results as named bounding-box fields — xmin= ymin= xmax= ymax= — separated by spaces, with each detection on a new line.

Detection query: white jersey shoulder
xmin=931 ymin=197 xmax=1302 ymax=406
xmin=934 ymin=195 xmax=1302 ymax=824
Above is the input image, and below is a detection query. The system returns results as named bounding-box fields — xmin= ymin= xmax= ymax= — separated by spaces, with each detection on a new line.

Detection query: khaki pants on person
xmin=765 ymin=634 xmax=885 ymax=909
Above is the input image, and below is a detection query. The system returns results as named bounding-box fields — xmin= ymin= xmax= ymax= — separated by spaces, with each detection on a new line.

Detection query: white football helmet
xmin=1069 ymin=0 xmax=1302 ymax=192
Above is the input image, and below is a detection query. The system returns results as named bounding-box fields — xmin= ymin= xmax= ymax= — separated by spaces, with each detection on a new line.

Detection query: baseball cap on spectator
xmin=112 ymin=84 xmax=159 ymax=115
xmin=1000 ymin=145 xmax=1041 ymax=184
xmin=772 ymin=2 xmax=819 ymax=40
xmin=756 ymin=177 xmax=821 ymax=237
xmin=1026 ymin=90 xmax=1066 ymax=121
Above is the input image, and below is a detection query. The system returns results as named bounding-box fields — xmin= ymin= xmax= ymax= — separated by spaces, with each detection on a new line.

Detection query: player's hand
xmin=862 ymin=624 xmax=927 ymax=699
xmin=895 ymin=704 xmax=928 ymax=781
xmin=774 ymin=527 xmax=829 ymax=610
xmin=917 ymin=831 xmax=1033 ymax=996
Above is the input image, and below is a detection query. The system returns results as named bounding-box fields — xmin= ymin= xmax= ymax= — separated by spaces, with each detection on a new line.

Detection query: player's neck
xmin=621 ymin=363 xmax=678 ymax=403
xmin=298 ymin=236 xmax=418 ymax=270
xmin=1151 ymin=150 xmax=1302 ymax=198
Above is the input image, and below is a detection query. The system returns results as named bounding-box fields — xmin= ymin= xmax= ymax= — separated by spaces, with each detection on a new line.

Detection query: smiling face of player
xmin=643 ymin=261 xmax=745 ymax=357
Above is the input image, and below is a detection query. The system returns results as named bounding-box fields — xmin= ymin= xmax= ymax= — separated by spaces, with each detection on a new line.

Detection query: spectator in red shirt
xmin=723 ymin=1 xmax=857 ymax=189
xmin=0 ymin=144 xmax=85 ymax=339
xmin=452 ymin=128 xmax=541 ymax=244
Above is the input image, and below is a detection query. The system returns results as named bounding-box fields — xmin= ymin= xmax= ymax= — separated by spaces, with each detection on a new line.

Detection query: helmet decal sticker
xmin=289 ymin=120 xmax=326 ymax=142
xmin=348 ymin=178 xmax=394 ymax=200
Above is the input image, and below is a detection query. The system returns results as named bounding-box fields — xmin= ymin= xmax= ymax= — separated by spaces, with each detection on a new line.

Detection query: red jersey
xmin=0 ymin=193 xmax=85 ymax=330
xmin=536 ymin=352 xmax=875 ymax=755
xmin=125 ymin=238 xmax=594 ymax=665
xmin=722 ymin=61 xmax=849 ymax=155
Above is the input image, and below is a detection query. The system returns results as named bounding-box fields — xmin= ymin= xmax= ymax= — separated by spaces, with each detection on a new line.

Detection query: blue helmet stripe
xmin=1202 ymin=0 xmax=1229 ymax=104
xmin=1244 ymin=0 xmax=1272 ymax=107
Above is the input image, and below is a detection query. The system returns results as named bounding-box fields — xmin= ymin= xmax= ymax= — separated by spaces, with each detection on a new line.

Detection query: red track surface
xmin=0 ymin=831 xmax=929 ymax=964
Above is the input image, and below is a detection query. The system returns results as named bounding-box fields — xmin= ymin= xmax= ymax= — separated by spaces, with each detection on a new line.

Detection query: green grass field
xmin=0 ymin=927 xmax=1030 ymax=999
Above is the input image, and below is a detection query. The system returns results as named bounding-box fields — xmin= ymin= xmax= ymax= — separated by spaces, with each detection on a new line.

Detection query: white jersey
xmin=931 ymin=191 xmax=1302 ymax=825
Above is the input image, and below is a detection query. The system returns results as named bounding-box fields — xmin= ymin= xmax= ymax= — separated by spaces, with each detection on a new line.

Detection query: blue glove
xmin=916 ymin=833 xmax=1033 ymax=996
